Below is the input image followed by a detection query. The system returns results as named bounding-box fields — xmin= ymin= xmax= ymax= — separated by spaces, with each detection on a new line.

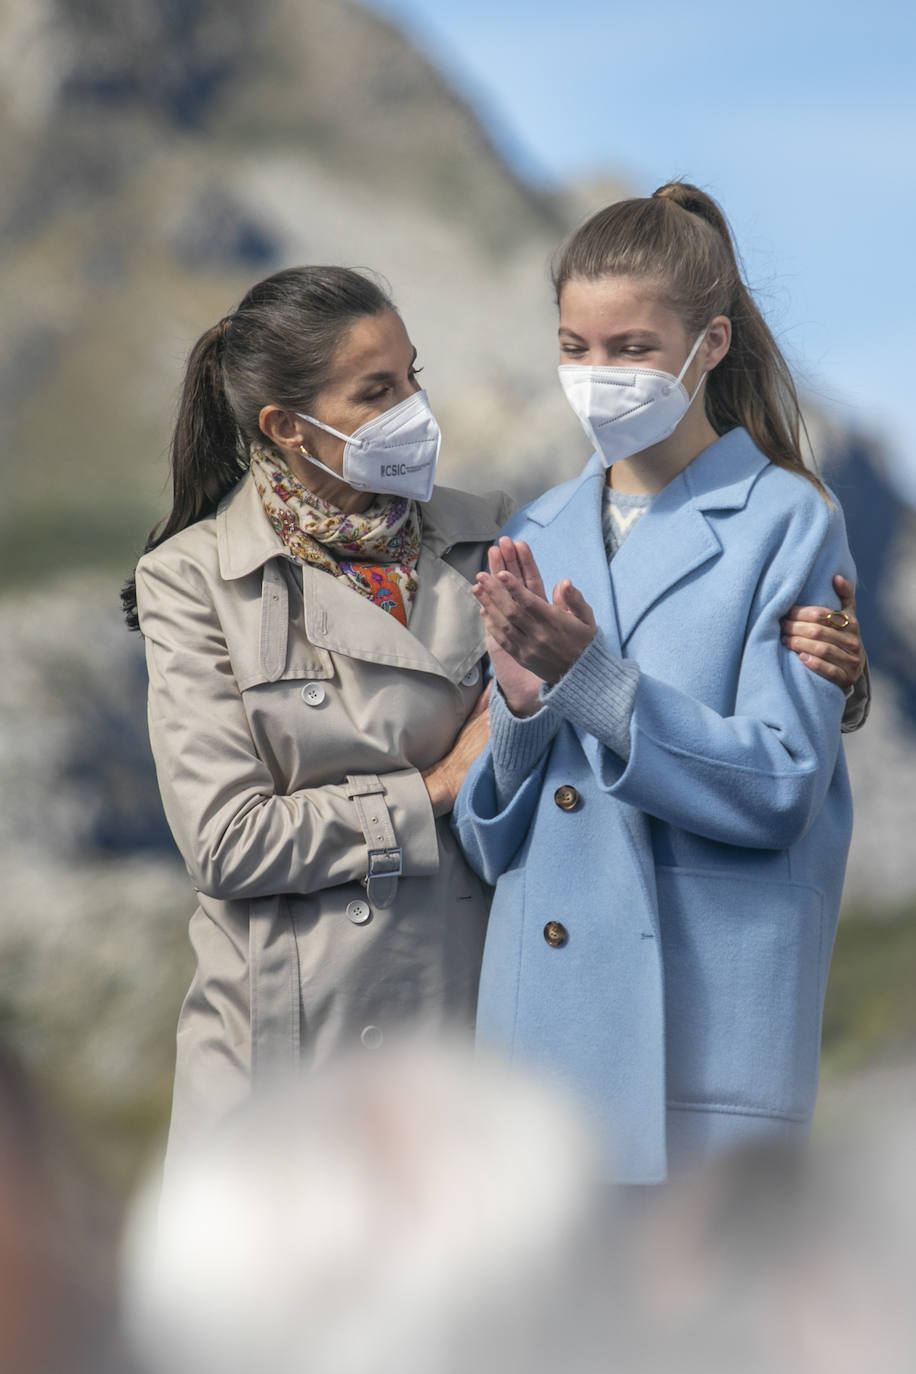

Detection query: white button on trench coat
xmin=136 ymin=473 xmax=513 ymax=1159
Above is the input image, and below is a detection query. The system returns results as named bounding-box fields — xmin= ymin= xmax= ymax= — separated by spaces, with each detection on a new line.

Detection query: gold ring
xmin=825 ymin=611 xmax=850 ymax=631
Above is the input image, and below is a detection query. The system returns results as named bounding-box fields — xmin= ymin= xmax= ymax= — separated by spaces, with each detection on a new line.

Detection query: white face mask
xmin=295 ymin=389 xmax=441 ymax=502
xmin=558 ymin=329 xmax=709 ymax=468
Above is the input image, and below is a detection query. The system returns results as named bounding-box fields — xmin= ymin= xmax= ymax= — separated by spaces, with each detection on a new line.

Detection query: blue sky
xmin=367 ymin=0 xmax=916 ymax=498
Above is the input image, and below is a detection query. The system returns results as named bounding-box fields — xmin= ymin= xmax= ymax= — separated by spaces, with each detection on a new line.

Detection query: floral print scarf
xmin=250 ymin=446 xmax=421 ymax=626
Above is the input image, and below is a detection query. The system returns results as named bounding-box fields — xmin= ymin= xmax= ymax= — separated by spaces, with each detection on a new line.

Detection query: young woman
xmin=453 ymin=182 xmax=862 ymax=1183
xmin=126 ymin=255 xmax=862 ymax=1165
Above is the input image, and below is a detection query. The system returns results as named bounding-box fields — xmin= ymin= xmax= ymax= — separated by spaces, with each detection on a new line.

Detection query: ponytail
xmin=122 ymin=266 xmax=395 ymax=629
xmin=552 ymin=181 xmax=826 ymax=498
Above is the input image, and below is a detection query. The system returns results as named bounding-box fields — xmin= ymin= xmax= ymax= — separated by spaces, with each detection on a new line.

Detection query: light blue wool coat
xmin=452 ymin=428 xmax=854 ymax=1184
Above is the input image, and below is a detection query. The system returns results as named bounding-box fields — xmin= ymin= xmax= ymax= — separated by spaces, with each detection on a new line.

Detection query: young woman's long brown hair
xmin=121 ymin=266 xmax=394 ymax=629
xmin=552 ymin=180 xmax=825 ymax=497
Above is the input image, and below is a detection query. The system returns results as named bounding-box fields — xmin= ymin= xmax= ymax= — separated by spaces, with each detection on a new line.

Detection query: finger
xmin=487 ymin=543 xmax=507 ymax=577
xmin=833 ymin=574 xmax=857 ymax=614
xmin=497 ymin=536 xmax=523 ymax=583
xmin=476 ymin=576 xmax=531 ymax=646
xmin=786 ymin=647 xmax=858 ymax=688
xmin=781 ymin=604 xmax=859 ymax=634
xmin=553 ymin=579 xmax=597 ymax=628
xmin=494 ymin=568 xmax=548 ymax=619
xmin=798 ymin=652 xmax=854 ymax=688
xmin=782 ymin=633 xmax=859 ymax=668
xmin=780 ymin=620 xmax=860 ymax=653
xmin=479 ymin=568 xmax=533 ymax=627
xmin=514 ymin=541 xmax=548 ymax=601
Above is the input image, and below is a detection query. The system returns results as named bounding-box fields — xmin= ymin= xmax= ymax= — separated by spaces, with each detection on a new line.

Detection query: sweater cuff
xmin=489 ymin=685 xmax=561 ymax=808
xmin=540 ymin=630 xmax=639 ymax=760
xmin=841 ymin=658 xmax=870 ymax=734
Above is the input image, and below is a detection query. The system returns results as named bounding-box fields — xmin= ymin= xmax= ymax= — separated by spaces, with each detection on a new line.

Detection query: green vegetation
xmin=821 ymin=903 xmax=916 ymax=1079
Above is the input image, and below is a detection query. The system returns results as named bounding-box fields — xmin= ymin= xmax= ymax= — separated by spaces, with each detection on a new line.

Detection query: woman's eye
xmin=560 ymin=345 xmax=585 ymax=356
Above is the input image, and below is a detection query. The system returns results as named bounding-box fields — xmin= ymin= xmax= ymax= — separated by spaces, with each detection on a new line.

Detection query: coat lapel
xmin=299 ymin=484 xmax=506 ymax=682
xmin=608 ymin=480 xmax=722 ymax=647
xmin=525 ymin=455 xmax=621 ymax=655
xmin=301 ymin=549 xmax=485 ymax=683
xmin=597 ymin=428 xmax=770 ymax=648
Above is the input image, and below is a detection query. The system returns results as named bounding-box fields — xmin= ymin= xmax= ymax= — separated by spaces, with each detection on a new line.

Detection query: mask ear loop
xmin=295 ymin=441 xmax=348 ymax=484
xmin=676 ymin=327 xmax=712 ymax=409
xmin=296 ymin=412 xmax=359 ymax=445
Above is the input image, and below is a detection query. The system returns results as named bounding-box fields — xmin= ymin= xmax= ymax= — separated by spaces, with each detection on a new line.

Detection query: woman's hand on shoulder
xmin=472 ymin=538 xmax=597 ymax=687
xmin=421 ymin=685 xmax=491 ymax=818
xmin=781 ymin=574 xmax=864 ymax=689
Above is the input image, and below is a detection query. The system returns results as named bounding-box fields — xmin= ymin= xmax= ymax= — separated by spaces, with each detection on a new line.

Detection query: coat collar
xmin=216 ymin=472 xmax=502 ymax=683
xmin=524 ymin=427 xmax=768 ymax=529
xmin=524 ymin=428 xmax=770 ymax=648
xmin=216 ymin=471 xmax=505 ymax=581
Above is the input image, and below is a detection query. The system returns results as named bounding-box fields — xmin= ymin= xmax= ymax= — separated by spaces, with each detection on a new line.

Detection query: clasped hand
xmin=471 ymin=537 xmax=597 ymax=716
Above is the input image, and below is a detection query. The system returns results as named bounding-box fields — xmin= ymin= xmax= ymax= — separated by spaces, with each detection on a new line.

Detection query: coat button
xmin=360 ymin=1025 xmax=383 ymax=1049
xmin=346 ymin=899 xmax=371 ymax=925
xmin=554 ymin=785 xmax=579 ymax=811
xmin=460 ymin=664 xmax=481 ymax=687
xmin=543 ymin=921 xmax=568 ymax=948
xmin=301 ymin=682 xmax=326 ymax=707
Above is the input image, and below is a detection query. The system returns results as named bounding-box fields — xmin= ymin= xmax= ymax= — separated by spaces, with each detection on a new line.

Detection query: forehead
xmin=559 ymin=275 xmax=685 ymax=337
xmin=327 ymin=310 xmax=412 ymax=381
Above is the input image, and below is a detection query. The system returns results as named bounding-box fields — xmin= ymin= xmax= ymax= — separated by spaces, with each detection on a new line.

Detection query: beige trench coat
xmin=136 ymin=473 xmax=513 ymax=1154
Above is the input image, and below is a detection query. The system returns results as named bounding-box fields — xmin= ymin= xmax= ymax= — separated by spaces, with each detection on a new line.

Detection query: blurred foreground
xmin=4 ymin=1039 xmax=915 ymax=1374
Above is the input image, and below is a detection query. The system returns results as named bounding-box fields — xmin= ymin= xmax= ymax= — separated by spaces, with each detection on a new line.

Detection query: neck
xmin=607 ymin=405 xmax=720 ymax=494
xmin=284 ymin=448 xmax=374 ymax=515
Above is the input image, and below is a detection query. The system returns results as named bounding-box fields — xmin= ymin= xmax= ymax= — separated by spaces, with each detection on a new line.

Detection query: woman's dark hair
xmin=122 ymin=265 xmax=395 ymax=629
xmin=552 ymin=181 xmax=826 ymax=497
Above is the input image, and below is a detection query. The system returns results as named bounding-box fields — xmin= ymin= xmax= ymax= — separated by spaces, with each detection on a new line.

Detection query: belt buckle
xmin=367 ymin=847 xmax=403 ymax=880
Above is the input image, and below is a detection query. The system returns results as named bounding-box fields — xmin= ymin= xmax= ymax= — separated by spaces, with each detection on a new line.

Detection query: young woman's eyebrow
xmin=558 ymin=327 xmax=659 ymax=344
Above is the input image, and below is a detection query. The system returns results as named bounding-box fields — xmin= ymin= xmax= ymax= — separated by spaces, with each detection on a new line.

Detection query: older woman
xmin=126 ymin=267 xmax=511 ymax=1160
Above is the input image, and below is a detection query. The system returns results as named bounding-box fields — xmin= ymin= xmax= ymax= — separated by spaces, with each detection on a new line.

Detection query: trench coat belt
xmin=346 ymin=775 xmax=402 ymax=909
xmin=259 ymin=560 xmax=289 ymax=681
xmin=249 ymin=894 xmax=301 ymax=1082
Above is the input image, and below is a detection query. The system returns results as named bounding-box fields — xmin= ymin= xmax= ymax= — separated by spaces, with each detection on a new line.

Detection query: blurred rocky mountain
xmin=1 ymin=0 xmax=914 ymax=1170
xmin=0 ymin=0 xmax=591 ymax=589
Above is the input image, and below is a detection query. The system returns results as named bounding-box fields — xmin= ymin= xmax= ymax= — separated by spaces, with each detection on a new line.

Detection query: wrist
xmin=501 ymin=688 xmax=542 ymax=719
xmin=542 ymin=626 xmax=597 ymax=687
xmin=421 ymin=762 xmax=453 ymax=818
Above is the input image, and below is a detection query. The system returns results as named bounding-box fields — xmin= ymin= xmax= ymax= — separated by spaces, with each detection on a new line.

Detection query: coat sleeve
xmin=451 ymin=687 xmax=560 ymax=884
xmin=136 ymin=551 xmax=440 ymax=902
xmin=543 ymin=494 xmax=854 ymax=850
